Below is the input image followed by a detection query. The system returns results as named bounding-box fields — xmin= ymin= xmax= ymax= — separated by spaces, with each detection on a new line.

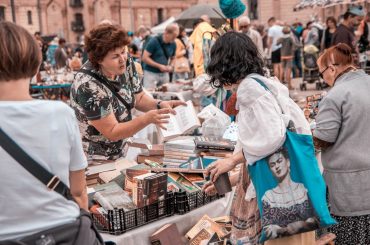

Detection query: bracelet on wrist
xmin=156 ymin=100 xmax=162 ymax=110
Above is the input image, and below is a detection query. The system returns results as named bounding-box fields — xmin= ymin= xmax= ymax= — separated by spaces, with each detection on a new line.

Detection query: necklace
xmin=333 ymin=66 xmax=356 ymax=86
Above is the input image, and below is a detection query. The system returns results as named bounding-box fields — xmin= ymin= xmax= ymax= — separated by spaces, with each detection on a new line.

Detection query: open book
xmin=158 ymin=100 xmax=201 ymax=141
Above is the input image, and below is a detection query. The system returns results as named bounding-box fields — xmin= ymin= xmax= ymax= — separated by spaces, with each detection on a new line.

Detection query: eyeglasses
xmin=319 ymin=63 xmax=339 ymax=79
xmin=239 ymin=25 xmax=250 ymax=29
xmin=319 ymin=66 xmax=330 ymax=79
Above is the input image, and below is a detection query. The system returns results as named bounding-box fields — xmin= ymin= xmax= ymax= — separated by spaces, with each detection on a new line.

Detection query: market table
xmin=101 ymin=190 xmax=234 ymax=245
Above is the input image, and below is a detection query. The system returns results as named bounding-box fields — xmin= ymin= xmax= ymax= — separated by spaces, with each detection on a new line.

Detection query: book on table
xmin=158 ymin=101 xmax=201 ymax=141
xmin=194 ymin=136 xmax=235 ymax=151
xmin=132 ymin=172 xmax=168 ymax=208
xmin=92 ymin=182 xmax=136 ymax=211
xmin=150 ymin=223 xmax=183 ymax=245
xmin=186 ymin=214 xmax=228 ymax=240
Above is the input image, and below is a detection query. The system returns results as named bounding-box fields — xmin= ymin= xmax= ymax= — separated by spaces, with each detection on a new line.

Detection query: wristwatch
xmin=156 ymin=100 xmax=162 ymax=109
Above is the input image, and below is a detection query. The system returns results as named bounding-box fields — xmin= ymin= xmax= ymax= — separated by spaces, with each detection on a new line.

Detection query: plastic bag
xmin=198 ymin=104 xmax=231 ymax=138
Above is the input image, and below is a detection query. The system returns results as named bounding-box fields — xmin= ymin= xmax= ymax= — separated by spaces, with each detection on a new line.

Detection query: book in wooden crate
xmin=150 ymin=223 xmax=183 ymax=245
xmin=157 ymin=101 xmax=201 ymax=141
xmin=186 ymin=214 xmax=228 ymax=240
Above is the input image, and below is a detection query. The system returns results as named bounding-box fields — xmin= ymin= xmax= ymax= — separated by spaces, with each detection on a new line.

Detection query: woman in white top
xmin=203 ymin=32 xmax=313 ymax=245
xmin=0 ymin=22 xmax=100 ymax=244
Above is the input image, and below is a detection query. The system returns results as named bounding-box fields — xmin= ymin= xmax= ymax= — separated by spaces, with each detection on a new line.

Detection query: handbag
xmin=174 ymin=56 xmax=190 ymax=73
xmin=0 ymin=128 xmax=105 ymax=245
xmin=246 ymin=78 xmax=336 ymax=243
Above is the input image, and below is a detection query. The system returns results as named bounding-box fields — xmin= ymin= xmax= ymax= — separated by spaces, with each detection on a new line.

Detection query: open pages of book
xmin=159 ymin=100 xmax=201 ymax=141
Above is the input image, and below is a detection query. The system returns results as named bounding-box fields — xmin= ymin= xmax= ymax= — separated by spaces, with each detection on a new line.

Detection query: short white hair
xmin=238 ymin=16 xmax=251 ymax=25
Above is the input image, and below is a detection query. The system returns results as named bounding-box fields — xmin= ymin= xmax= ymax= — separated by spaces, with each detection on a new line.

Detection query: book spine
xmin=196 ymin=145 xmax=234 ymax=151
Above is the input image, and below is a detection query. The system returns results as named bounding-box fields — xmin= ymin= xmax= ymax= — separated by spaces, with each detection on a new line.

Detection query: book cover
xmin=133 ymin=172 xmax=168 ymax=208
xmin=150 ymin=223 xmax=183 ymax=245
xmin=189 ymin=229 xmax=214 ymax=245
xmin=168 ymin=173 xmax=199 ymax=193
xmin=132 ymin=172 xmax=156 ymax=208
xmin=93 ymin=182 xmax=136 ymax=211
xmin=123 ymin=164 xmax=151 ymax=194
xmin=158 ymin=101 xmax=201 ymax=141
xmin=186 ymin=215 xmax=228 ymax=240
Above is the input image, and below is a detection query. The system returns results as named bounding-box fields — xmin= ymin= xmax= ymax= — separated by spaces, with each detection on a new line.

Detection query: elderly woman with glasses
xmin=70 ymin=24 xmax=185 ymax=162
xmin=314 ymin=43 xmax=370 ymax=245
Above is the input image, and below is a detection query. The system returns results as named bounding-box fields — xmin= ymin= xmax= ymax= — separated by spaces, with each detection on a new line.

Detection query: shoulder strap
xmin=78 ymin=69 xmax=133 ymax=115
xmin=252 ymin=77 xmax=270 ymax=91
xmin=155 ymin=36 xmax=170 ymax=60
xmin=251 ymin=77 xmax=296 ymax=131
xmin=0 ymin=127 xmax=70 ymax=199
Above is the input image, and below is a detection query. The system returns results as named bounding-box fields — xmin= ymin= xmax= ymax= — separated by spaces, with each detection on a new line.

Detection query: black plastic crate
xmin=92 ymin=190 xmax=224 ymax=235
xmin=174 ymin=190 xmax=225 ymax=215
xmin=92 ymin=192 xmax=175 ymax=235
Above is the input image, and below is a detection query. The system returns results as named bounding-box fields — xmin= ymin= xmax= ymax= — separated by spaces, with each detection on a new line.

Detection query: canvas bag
xmin=247 ymin=78 xmax=336 ymax=243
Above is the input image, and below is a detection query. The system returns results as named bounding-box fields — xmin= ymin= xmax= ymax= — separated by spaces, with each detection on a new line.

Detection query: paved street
xmin=288 ymin=77 xmax=327 ymax=108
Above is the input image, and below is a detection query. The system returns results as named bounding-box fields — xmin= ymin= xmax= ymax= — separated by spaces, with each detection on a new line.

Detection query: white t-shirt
xmin=268 ymin=25 xmax=284 ymax=52
xmin=0 ymin=100 xmax=87 ymax=240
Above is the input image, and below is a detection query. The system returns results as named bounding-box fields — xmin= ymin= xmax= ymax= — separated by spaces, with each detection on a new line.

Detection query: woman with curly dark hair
xmin=70 ymin=24 xmax=185 ymax=162
xmin=203 ymin=32 xmax=313 ymax=245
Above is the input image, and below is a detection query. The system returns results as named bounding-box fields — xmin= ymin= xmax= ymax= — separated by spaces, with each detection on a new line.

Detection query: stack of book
xmin=85 ymin=162 xmax=116 ymax=187
xmin=163 ymin=137 xmax=199 ymax=168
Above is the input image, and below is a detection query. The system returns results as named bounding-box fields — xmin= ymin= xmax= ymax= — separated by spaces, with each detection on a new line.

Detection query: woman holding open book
xmin=70 ymin=23 xmax=185 ymax=162
xmin=203 ymin=32 xmax=314 ymax=245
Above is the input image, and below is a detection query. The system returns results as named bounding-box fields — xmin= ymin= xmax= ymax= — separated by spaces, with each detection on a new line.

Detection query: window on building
xmin=27 ymin=10 xmax=32 ymax=25
xmin=70 ymin=0 xmax=83 ymax=7
xmin=157 ymin=8 xmax=163 ymax=24
xmin=249 ymin=0 xmax=258 ymax=20
xmin=0 ymin=6 xmax=5 ymax=21
xmin=75 ymin=13 xmax=83 ymax=25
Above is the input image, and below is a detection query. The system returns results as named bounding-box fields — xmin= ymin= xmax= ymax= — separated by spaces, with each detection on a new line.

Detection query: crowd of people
xmin=1 ymin=3 xmax=370 ymax=245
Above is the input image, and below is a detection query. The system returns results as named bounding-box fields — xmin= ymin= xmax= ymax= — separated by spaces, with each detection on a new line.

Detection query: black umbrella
xmin=176 ymin=4 xmax=227 ymax=28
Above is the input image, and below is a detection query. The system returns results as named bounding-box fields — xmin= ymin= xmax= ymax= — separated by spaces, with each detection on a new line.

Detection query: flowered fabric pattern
xmin=70 ymin=56 xmax=142 ymax=161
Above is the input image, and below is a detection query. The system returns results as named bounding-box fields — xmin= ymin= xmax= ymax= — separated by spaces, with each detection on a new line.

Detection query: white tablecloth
xmin=101 ymin=190 xmax=234 ymax=245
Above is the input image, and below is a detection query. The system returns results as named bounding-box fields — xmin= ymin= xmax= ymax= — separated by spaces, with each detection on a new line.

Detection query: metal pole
xmin=37 ymin=0 xmax=43 ymax=33
xmin=129 ymin=0 xmax=134 ymax=31
xmin=10 ymin=0 xmax=16 ymax=23
xmin=118 ymin=0 xmax=122 ymax=25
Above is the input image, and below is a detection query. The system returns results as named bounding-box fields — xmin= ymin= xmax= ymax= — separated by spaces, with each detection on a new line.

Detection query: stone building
xmin=0 ymin=0 xmax=368 ymax=43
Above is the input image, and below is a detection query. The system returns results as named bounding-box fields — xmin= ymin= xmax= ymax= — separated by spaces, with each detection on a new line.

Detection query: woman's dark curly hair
xmin=85 ymin=24 xmax=130 ymax=69
xmin=206 ymin=31 xmax=265 ymax=88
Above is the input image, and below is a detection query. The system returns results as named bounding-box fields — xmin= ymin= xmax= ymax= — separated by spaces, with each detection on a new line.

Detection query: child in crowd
xmin=277 ymin=26 xmax=301 ymax=89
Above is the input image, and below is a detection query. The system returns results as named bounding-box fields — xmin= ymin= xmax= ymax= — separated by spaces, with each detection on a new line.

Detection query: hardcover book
xmin=150 ymin=223 xmax=183 ymax=245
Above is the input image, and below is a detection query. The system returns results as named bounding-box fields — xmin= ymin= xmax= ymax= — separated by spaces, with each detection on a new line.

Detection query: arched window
xmin=157 ymin=8 xmax=163 ymax=25
xmin=27 ymin=10 xmax=32 ymax=25
xmin=0 ymin=6 xmax=5 ymax=21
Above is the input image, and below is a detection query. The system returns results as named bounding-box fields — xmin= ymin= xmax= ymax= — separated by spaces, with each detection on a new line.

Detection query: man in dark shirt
xmin=142 ymin=23 xmax=179 ymax=90
xmin=332 ymin=6 xmax=364 ymax=53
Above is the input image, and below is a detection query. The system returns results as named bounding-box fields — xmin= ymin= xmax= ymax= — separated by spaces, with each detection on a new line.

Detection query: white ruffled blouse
xmin=236 ymin=74 xmax=311 ymax=165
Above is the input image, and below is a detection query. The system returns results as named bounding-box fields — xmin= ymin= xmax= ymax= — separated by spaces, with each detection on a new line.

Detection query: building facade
xmin=0 ymin=0 xmax=197 ymax=43
xmin=0 ymin=0 xmax=368 ymax=43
